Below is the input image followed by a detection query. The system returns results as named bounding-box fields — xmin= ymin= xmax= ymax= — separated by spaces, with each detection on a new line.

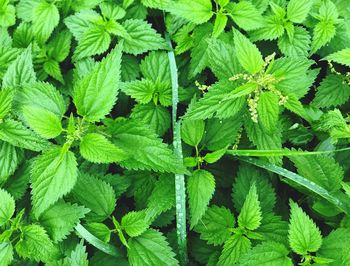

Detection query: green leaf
xmin=217 ymin=234 xmax=251 ymax=265
xmin=188 ymin=169 xmax=215 ymax=228
xmin=80 ymin=133 xmax=128 ymax=164
xmin=0 ymin=188 xmax=15 ymax=226
xmin=131 ymin=103 xmax=171 ymax=136
xmin=39 ymin=202 xmax=89 ymax=242
xmin=106 ymin=118 xmax=186 ymax=173
xmin=2 ymin=46 xmax=35 ymax=88
xmin=31 ymin=147 xmax=78 ymax=217
xmin=47 ymin=30 xmax=72 ymax=62
xmin=73 ymin=172 xmax=116 ymax=222
xmin=15 ymin=224 xmax=59 ymax=262
xmin=68 ymin=241 xmax=89 ymax=266
xmin=73 ymin=43 xmax=122 ymax=122
xmin=0 ymin=88 xmax=13 ymax=119
xmin=0 ymin=119 xmax=50 ymax=151
xmin=121 ymin=210 xmax=149 ymax=237
xmin=122 ymin=79 xmax=155 ymax=104
xmin=165 ymin=0 xmax=213 ymax=24
xmin=249 ymin=15 xmax=285 ymax=41
xmin=33 ymin=1 xmax=60 ymax=43
xmin=288 ymin=201 xmax=322 ymax=255
xmin=181 ymin=119 xmax=205 ymax=147
xmin=227 ymin=1 xmax=264 ymax=31
xmin=122 ymin=19 xmax=167 ymax=55
xmin=0 ymin=3 xmax=15 ymax=27
xmin=278 ymin=26 xmax=311 ymax=57
xmin=0 ymin=242 xmax=13 ymax=266
xmin=312 ymin=74 xmax=350 ymax=108
xmin=194 ymin=205 xmax=235 ymax=246
xmin=238 ymin=241 xmax=293 ymax=266
xmin=74 ymin=26 xmax=111 ymax=60
xmin=16 ymin=82 xmax=66 ymax=117
xmin=257 ymin=91 xmax=279 ymax=133
xmin=311 ymin=21 xmax=336 ymax=53
xmin=287 ymin=0 xmax=313 ymax=23
xmin=127 ymin=229 xmax=179 ymax=266
xmin=85 ymin=222 xmax=111 ymax=242
xmin=238 ymin=183 xmax=262 ymax=231
xmin=0 ymin=141 xmax=23 ymax=184
xmin=100 ymin=2 xmax=126 ymax=20
xmin=22 ymin=106 xmax=62 ymax=139
xmin=43 ymin=59 xmax=64 ymax=83
xmin=325 ymin=48 xmax=350 ymax=67
xmin=203 ymin=147 xmax=227 ymax=163
xmin=289 ymin=154 xmax=344 ymax=192
xmin=213 ymin=13 xmax=227 ymax=38
xmin=140 ymin=51 xmax=170 ymax=83
xmin=233 ymin=30 xmax=264 ymax=74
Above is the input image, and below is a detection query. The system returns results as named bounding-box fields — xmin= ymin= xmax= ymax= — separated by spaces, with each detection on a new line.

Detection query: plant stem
xmin=166 ymin=33 xmax=188 ymax=265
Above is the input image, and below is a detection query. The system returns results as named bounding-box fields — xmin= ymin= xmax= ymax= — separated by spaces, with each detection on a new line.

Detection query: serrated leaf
xmin=181 ymin=119 xmax=205 ymax=147
xmin=249 ymin=15 xmax=284 ymax=41
xmin=33 ymin=1 xmax=59 ymax=43
xmin=0 ymin=188 xmax=15 ymax=226
xmin=85 ymin=222 xmax=111 ymax=242
xmin=213 ymin=13 xmax=227 ymax=38
xmin=233 ymin=30 xmax=264 ymax=74
xmin=127 ymin=229 xmax=179 ymax=266
xmin=0 ymin=242 xmax=13 ymax=266
xmin=287 ymin=0 xmax=314 ymax=23
xmin=15 ymin=224 xmax=59 ymax=262
xmin=31 ymin=147 xmax=78 ymax=217
xmin=39 ymin=202 xmax=89 ymax=242
xmin=121 ymin=210 xmax=149 ymax=237
xmin=288 ymin=201 xmax=323 ymax=255
xmin=227 ymin=1 xmax=264 ymax=31
xmin=311 ymin=21 xmax=336 ymax=54
xmin=238 ymin=183 xmax=262 ymax=230
xmin=68 ymin=241 xmax=89 ymax=266
xmin=0 ymin=88 xmax=13 ymax=119
xmin=73 ymin=172 xmax=116 ymax=222
xmin=325 ymin=47 xmax=350 ymax=67
xmin=122 ymin=19 xmax=167 ymax=55
xmin=43 ymin=59 xmax=64 ymax=83
xmin=0 ymin=141 xmax=23 ymax=184
xmin=22 ymin=106 xmax=62 ymax=139
xmin=217 ymin=234 xmax=251 ymax=265
xmin=0 ymin=119 xmax=50 ymax=151
xmin=122 ymin=79 xmax=155 ymax=103
xmin=238 ymin=241 xmax=293 ymax=266
xmin=0 ymin=4 xmax=15 ymax=27
xmin=2 ymin=46 xmax=35 ymax=88
xmin=140 ymin=51 xmax=170 ymax=83
xmin=73 ymin=43 xmax=122 ymax=122
xmin=188 ymin=170 xmax=215 ymax=228
xmin=106 ymin=118 xmax=186 ymax=173
xmin=257 ymin=91 xmax=279 ymax=133
xmin=278 ymin=26 xmax=311 ymax=57
xmin=194 ymin=205 xmax=235 ymax=246
xmin=80 ymin=133 xmax=128 ymax=163
xmin=165 ymin=0 xmax=213 ymax=24
xmin=47 ymin=30 xmax=72 ymax=62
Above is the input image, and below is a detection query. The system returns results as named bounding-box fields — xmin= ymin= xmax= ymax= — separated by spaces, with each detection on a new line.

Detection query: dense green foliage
xmin=1 ymin=0 xmax=350 ymax=265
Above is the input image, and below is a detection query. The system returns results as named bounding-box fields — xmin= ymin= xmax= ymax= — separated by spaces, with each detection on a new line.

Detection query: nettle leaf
xmin=122 ymin=79 xmax=155 ymax=103
xmin=39 ymin=202 xmax=89 ymax=242
xmin=0 ymin=141 xmax=23 ymax=183
xmin=233 ymin=29 xmax=264 ymax=74
xmin=217 ymin=234 xmax=251 ymax=266
xmin=165 ymin=0 xmax=213 ymax=25
xmin=0 ymin=242 xmax=13 ymax=266
xmin=238 ymin=183 xmax=262 ymax=231
xmin=22 ymin=106 xmax=62 ymax=139
xmin=0 ymin=119 xmax=50 ymax=152
xmin=311 ymin=21 xmax=336 ymax=54
xmin=278 ymin=26 xmax=311 ymax=57
xmin=140 ymin=51 xmax=170 ymax=82
xmin=286 ymin=0 xmax=314 ymax=23
xmin=127 ymin=229 xmax=179 ymax=266
xmin=67 ymin=241 xmax=89 ymax=266
xmin=106 ymin=118 xmax=186 ymax=173
xmin=64 ymin=10 xmax=101 ymax=40
xmin=73 ymin=42 xmax=122 ymax=122
xmin=288 ymin=201 xmax=322 ymax=255
xmin=80 ymin=133 xmax=128 ymax=164
xmin=0 ymin=188 xmax=15 ymax=226
xmin=227 ymin=1 xmax=264 ymax=31
xmin=257 ymin=92 xmax=279 ymax=133
xmin=312 ymin=74 xmax=350 ymax=108
xmin=325 ymin=47 xmax=350 ymax=67
xmin=121 ymin=210 xmax=149 ymax=237
xmin=33 ymin=1 xmax=59 ymax=43
xmin=213 ymin=13 xmax=228 ymax=38
xmin=15 ymin=224 xmax=59 ymax=263
xmin=72 ymin=172 xmax=116 ymax=222
xmin=43 ymin=59 xmax=64 ymax=83
xmin=122 ymin=19 xmax=167 ymax=55
xmin=2 ymin=46 xmax=35 ymax=88
xmin=238 ymin=241 xmax=293 ymax=266
xmin=181 ymin=119 xmax=205 ymax=147
xmin=0 ymin=88 xmax=13 ymax=119
xmin=188 ymin=169 xmax=215 ymax=228
xmin=31 ymin=147 xmax=78 ymax=217
xmin=194 ymin=205 xmax=235 ymax=246
xmin=47 ymin=30 xmax=72 ymax=62
xmin=249 ymin=15 xmax=285 ymax=41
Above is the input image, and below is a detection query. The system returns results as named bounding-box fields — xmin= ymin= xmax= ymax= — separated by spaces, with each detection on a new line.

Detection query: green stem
xmin=166 ymin=33 xmax=188 ymax=265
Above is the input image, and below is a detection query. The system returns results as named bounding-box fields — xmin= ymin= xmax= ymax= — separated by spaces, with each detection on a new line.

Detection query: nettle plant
xmin=1 ymin=0 xmax=350 ymax=265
